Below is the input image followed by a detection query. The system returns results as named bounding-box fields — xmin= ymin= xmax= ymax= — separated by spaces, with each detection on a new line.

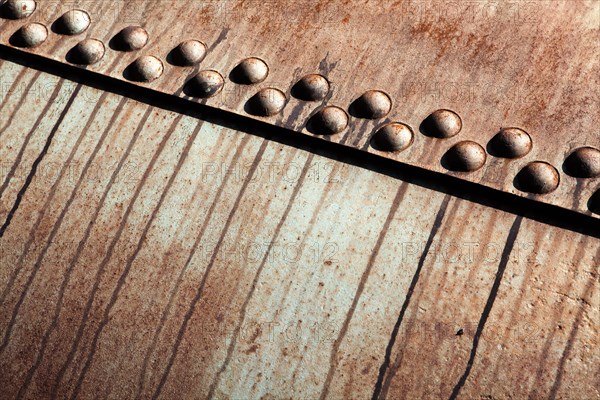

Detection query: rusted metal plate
xmin=1 ymin=0 xmax=598 ymax=218
xmin=0 ymin=59 xmax=598 ymax=399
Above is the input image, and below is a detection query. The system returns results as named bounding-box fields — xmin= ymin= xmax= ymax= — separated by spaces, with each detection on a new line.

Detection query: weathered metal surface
xmin=1 ymin=0 xmax=598 ymax=217
xmin=0 ymin=58 xmax=598 ymax=399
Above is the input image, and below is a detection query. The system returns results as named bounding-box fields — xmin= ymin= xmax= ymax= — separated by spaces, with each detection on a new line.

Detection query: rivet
xmin=488 ymin=127 xmax=532 ymax=159
xmin=55 ymin=9 xmax=90 ymax=35
xmin=588 ymin=189 xmax=600 ymax=215
xmin=185 ymin=70 xmax=224 ymax=98
xmin=515 ymin=161 xmax=560 ymax=194
xmin=1 ymin=0 xmax=36 ymax=19
xmin=171 ymin=40 xmax=207 ymax=66
xmin=442 ymin=140 xmax=487 ymax=172
xmin=231 ymin=57 xmax=269 ymax=84
xmin=350 ymin=90 xmax=392 ymax=119
xmin=308 ymin=106 xmax=349 ymax=135
xmin=421 ymin=109 xmax=462 ymax=138
xmin=563 ymin=146 xmax=600 ymax=178
xmin=112 ymin=26 xmax=148 ymax=52
xmin=125 ymin=55 xmax=164 ymax=82
xmin=291 ymin=74 xmax=330 ymax=101
xmin=246 ymin=88 xmax=287 ymax=116
xmin=67 ymin=38 xmax=105 ymax=65
xmin=10 ymin=22 xmax=47 ymax=48
xmin=371 ymin=122 xmax=414 ymax=152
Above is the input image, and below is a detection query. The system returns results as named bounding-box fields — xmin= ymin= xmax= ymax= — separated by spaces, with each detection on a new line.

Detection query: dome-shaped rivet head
xmin=443 ymin=140 xmax=487 ymax=172
xmin=515 ymin=161 xmax=560 ymax=194
xmin=185 ymin=70 xmax=224 ymax=98
xmin=171 ymin=40 xmax=207 ymax=66
xmin=309 ymin=106 xmax=349 ymax=135
xmin=488 ymin=127 xmax=532 ymax=159
xmin=1 ymin=0 xmax=36 ymax=19
xmin=291 ymin=74 xmax=330 ymax=101
xmin=67 ymin=38 xmax=105 ymax=65
xmin=231 ymin=57 xmax=269 ymax=84
xmin=563 ymin=146 xmax=600 ymax=178
xmin=350 ymin=90 xmax=392 ymax=119
xmin=246 ymin=88 xmax=287 ymax=116
xmin=55 ymin=9 xmax=90 ymax=35
xmin=10 ymin=22 xmax=47 ymax=48
xmin=371 ymin=122 xmax=414 ymax=152
xmin=125 ymin=55 xmax=164 ymax=82
xmin=112 ymin=26 xmax=148 ymax=51
xmin=588 ymin=189 xmax=600 ymax=215
xmin=421 ymin=109 xmax=462 ymax=138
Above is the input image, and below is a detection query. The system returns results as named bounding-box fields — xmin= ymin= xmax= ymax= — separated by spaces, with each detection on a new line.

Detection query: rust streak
xmin=320 ymin=181 xmax=410 ymax=400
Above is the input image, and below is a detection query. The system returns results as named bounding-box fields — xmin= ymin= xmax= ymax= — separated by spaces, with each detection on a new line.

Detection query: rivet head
xmin=309 ymin=106 xmax=349 ymax=135
xmin=185 ymin=70 xmax=224 ymax=98
xmin=515 ymin=161 xmax=560 ymax=194
xmin=112 ymin=26 xmax=148 ymax=51
xmin=488 ymin=127 xmax=532 ymax=159
xmin=246 ymin=88 xmax=287 ymax=116
xmin=350 ymin=90 xmax=392 ymax=119
xmin=125 ymin=56 xmax=164 ymax=82
xmin=1 ymin=0 xmax=36 ymax=19
xmin=443 ymin=140 xmax=487 ymax=172
xmin=371 ymin=122 xmax=414 ymax=152
xmin=231 ymin=57 xmax=269 ymax=84
xmin=67 ymin=38 xmax=105 ymax=65
xmin=55 ymin=9 xmax=90 ymax=35
xmin=11 ymin=22 xmax=47 ymax=48
xmin=171 ymin=40 xmax=207 ymax=66
xmin=292 ymin=74 xmax=330 ymax=101
xmin=421 ymin=109 xmax=462 ymax=138
xmin=563 ymin=146 xmax=600 ymax=178
xmin=588 ymin=189 xmax=600 ymax=215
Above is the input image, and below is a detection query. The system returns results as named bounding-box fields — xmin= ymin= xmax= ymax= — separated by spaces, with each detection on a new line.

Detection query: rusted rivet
xmin=171 ymin=40 xmax=207 ymax=66
xmin=67 ymin=38 xmax=105 ymax=65
xmin=563 ymin=146 xmax=600 ymax=178
xmin=231 ymin=57 xmax=269 ymax=84
xmin=185 ymin=70 xmax=224 ymax=98
xmin=1 ymin=0 xmax=36 ymax=19
xmin=588 ymin=189 xmax=600 ymax=215
xmin=291 ymin=74 xmax=330 ymax=101
xmin=125 ymin=55 xmax=164 ymax=82
xmin=246 ymin=88 xmax=287 ymax=116
xmin=308 ymin=106 xmax=349 ymax=135
xmin=488 ymin=127 xmax=532 ymax=159
xmin=112 ymin=26 xmax=148 ymax=52
xmin=350 ymin=90 xmax=392 ymax=119
xmin=10 ymin=22 xmax=47 ymax=48
xmin=442 ymin=140 xmax=487 ymax=172
xmin=515 ymin=161 xmax=560 ymax=194
xmin=371 ymin=122 xmax=414 ymax=152
xmin=421 ymin=109 xmax=462 ymax=138
xmin=55 ymin=9 xmax=90 ymax=35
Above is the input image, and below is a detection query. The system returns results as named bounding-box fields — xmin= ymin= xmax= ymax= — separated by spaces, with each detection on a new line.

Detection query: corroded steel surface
xmin=0 ymin=0 xmax=598 ymax=217
xmin=0 ymin=60 xmax=598 ymax=399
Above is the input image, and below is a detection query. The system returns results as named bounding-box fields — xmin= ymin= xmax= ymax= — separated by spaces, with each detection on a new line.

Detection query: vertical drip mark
xmin=51 ymin=104 xmax=154 ymax=400
xmin=69 ymin=119 xmax=204 ymax=399
xmin=0 ymin=77 xmax=65 ymax=202
xmin=135 ymin=134 xmax=250 ymax=398
xmin=0 ymin=82 xmax=80 ymax=239
xmin=448 ymin=215 xmax=523 ymax=400
xmin=0 ymin=91 xmax=108 ymax=357
xmin=547 ymin=253 xmax=598 ymax=400
xmin=319 ymin=182 xmax=410 ymax=400
xmin=372 ymin=194 xmax=452 ymax=400
xmin=206 ymin=153 xmax=315 ymax=398
xmin=151 ymin=139 xmax=270 ymax=400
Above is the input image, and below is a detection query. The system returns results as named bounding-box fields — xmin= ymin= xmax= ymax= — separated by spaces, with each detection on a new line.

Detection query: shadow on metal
xmin=1 ymin=44 xmax=597 ymax=238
